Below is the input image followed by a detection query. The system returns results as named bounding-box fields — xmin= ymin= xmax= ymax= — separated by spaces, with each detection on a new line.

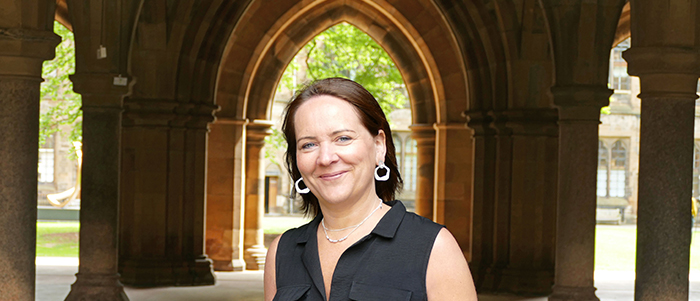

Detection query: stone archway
xmin=205 ymin=0 xmax=470 ymax=271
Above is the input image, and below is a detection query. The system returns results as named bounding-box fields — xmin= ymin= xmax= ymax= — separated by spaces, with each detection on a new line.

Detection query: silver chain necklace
xmin=321 ymin=199 xmax=383 ymax=243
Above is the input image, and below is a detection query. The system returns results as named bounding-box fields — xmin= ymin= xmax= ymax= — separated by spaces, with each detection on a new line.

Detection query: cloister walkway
xmin=36 ymin=257 xmax=700 ymax=300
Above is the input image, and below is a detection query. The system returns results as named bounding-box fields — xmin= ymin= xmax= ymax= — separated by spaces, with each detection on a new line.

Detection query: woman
xmin=264 ymin=78 xmax=477 ymax=300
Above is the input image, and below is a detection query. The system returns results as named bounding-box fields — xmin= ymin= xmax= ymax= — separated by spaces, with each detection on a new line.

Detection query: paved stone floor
xmin=36 ymin=257 xmax=700 ymax=300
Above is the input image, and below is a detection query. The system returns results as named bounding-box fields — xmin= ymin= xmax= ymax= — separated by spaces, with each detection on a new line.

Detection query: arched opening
xmin=204 ymin=0 xmax=467 ymax=272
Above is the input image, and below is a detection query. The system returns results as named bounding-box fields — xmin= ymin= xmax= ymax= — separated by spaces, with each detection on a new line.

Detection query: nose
xmin=317 ymin=143 xmax=339 ymax=166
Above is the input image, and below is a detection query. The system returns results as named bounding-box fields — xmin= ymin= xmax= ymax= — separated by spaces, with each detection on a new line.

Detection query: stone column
xmin=65 ymin=73 xmax=130 ymax=301
xmin=463 ymin=110 xmax=496 ymax=287
xmin=432 ymin=122 xmax=473 ymax=252
xmin=206 ymin=118 xmax=248 ymax=271
xmin=244 ymin=120 xmax=273 ymax=270
xmin=624 ymin=46 xmax=698 ymax=301
xmin=0 ymin=25 xmax=58 ymax=300
xmin=480 ymin=111 xmax=513 ymax=291
xmin=409 ymin=124 xmax=435 ymax=218
xmin=118 ymin=101 xmax=217 ymax=286
xmin=549 ymin=86 xmax=610 ymax=301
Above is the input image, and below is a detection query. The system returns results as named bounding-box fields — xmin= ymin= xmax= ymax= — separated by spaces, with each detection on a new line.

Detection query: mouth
xmin=319 ymin=171 xmax=347 ymax=180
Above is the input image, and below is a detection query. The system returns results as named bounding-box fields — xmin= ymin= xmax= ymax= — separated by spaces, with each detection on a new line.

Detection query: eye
xmin=300 ymin=142 xmax=316 ymax=150
xmin=337 ymin=136 xmax=352 ymax=143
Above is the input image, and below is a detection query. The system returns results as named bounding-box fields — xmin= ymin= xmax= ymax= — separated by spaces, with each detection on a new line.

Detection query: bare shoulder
xmin=426 ymin=228 xmax=478 ymax=301
xmin=264 ymin=235 xmax=282 ymax=301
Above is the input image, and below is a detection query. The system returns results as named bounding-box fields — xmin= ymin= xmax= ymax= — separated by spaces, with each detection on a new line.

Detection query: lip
xmin=318 ymin=170 xmax=347 ymax=180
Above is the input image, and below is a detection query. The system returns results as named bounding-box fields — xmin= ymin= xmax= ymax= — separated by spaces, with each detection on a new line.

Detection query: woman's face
xmin=294 ymin=95 xmax=386 ymax=207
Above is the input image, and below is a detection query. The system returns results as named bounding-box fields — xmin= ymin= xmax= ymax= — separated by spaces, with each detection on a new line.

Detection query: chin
xmin=315 ymin=188 xmax=355 ymax=205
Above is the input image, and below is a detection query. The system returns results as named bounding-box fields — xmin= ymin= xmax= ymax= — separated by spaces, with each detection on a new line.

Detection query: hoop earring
xmin=295 ymin=177 xmax=310 ymax=194
xmin=374 ymin=161 xmax=390 ymax=181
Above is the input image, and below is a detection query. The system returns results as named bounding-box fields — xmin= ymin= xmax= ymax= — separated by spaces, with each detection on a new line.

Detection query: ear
xmin=375 ymin=129 xmax=387 ymax=164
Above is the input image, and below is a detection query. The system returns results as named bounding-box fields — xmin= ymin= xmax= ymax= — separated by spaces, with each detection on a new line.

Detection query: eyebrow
xmin=296 ymin=129 xmax=356 ymax=144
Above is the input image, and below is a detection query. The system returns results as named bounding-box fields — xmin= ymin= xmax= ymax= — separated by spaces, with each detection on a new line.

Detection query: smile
xmin=319 ymin=171 xmax=347 ymax=180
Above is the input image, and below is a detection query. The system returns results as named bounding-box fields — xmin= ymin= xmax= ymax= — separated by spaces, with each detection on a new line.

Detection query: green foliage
xmin=279 ymin=22 xmax=408 ymax=115
xmin=40 ymin=21 xmax=81 ymax=153
xmin=271 ymin=23 xmax=408 ymax=161
xmin=264 ymin=128 xmax=287 ymax=166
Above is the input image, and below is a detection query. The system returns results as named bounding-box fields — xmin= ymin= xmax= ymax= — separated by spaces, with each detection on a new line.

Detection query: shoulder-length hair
xmin=281 ymin=77 xmax=403 ymax=216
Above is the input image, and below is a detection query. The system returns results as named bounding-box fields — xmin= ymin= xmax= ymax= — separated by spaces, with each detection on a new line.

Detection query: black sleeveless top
xmin=274 ymin=200 xmax=444 ymax=301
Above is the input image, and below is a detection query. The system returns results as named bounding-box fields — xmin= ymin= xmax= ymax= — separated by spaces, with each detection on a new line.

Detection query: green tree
xmin=279 ymin=22 xmax=408 ymax=114
xmin=271 ymin=23 xmax=409 ymax=159
xmin=40 ymin=21 xmax=81 ymax=154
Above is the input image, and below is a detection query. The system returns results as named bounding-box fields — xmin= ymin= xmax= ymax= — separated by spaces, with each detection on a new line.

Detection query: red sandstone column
xmin=206 ymin=118 xmax=248 ymax=271
xmin=432 ymin=123 xmax=473 ymax=253
xmin=409 ymin=124 xmax=435 ymax=218
xmin=0 ymin=23 xmax=59 ymax=299
xmin=550 ymin=86 xmax=610 ymax=301
xmin=244 ymin=120 xmax=273 ymax=270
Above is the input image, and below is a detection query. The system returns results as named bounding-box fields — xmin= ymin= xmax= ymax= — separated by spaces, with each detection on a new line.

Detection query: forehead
xmin=294 ymin=95 xmax=365 ymax=135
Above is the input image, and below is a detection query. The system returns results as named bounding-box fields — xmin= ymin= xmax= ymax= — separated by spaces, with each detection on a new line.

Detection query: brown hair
xmin=282 ymin=77 xmax=403 ymax=216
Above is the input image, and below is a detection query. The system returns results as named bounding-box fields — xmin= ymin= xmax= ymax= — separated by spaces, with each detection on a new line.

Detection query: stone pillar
xmin=244 ymin=120 xmax=273 ymax=270
xmin=433 ymin=122 xmax=473 ymax=252
xmin=463 ymin=110 xmax=496 ymax=287
xmin=409 ymin=124 xmax=435 ymax=218
xmin=480 ymin=111 xmax=513 ymax=291
xmin=624 ymin=46 xmax=698 ymax=301
xmin=118 ymin=101 xmax=216 ymax=286
xmin=474 ymin=110 xmax=558 ymax=295
xmin=0 ymin=25 xmax=59 ymax=300
xmin=549 ymin=86 xmax=610 ymax=301
xmin=65 ymin=73 xmax=130 ymax=301
xmin=206 ymin=118 xmax=248 ymax=271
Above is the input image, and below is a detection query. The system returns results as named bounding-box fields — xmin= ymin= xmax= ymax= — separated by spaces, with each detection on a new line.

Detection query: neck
xmin=319 ymin=193 xmax=382 ymax=230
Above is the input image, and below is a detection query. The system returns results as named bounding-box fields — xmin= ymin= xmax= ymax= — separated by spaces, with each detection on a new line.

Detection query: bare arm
xmin=426 ymin=228 xmax=478 ymax=300
xmin=264 ymin=235 xmax=281 ymax=301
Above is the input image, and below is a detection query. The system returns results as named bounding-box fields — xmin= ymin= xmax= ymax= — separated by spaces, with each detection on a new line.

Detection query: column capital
xmin=501 ymin=109 xmax=558 ymax=137
xmin=183 ymin=103 xmax=219 ymax=129
xmin=623 ymin=46 xmax=700 ymax=99
xmin=463 ymin=110 xmax=495 ymax=136
xmin=246 ymin=120 xmax=274 ymax=145
xmin=123 ymin=98 xmax=180 ymax=127
xmin=0 ymin=27 xmax=60 ymax=77
xmin=70 ymin=72 xmax=133 ymax=107
xmin=550 ymin=85 xmax=612 ymax=121
xmin=409 ymin=123 xmax=435 ymax=145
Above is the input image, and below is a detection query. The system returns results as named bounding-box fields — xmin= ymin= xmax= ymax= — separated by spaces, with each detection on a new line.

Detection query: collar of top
xmin=296 ymin=200 xmax=406 ymax=244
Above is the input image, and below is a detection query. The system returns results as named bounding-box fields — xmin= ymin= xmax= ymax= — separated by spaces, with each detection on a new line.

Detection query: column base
xmin=244 ymin=245 xmax=267 ymax=270
xmin=212 ymin=259 xmax=246 ymax=271
xmin=119 ymin=256 xmax=215 ymax=287
xmin=65 ymin=273 xmax=129 ymax=301
xmin=479 ymin=266 xmax=554 ymax=295
xmin=549 ymin=285 xmax=599 ymax=301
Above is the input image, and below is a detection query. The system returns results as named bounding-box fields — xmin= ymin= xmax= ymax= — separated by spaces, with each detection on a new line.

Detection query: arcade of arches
xmin=1 ymin=0 xmax=699 ymax=300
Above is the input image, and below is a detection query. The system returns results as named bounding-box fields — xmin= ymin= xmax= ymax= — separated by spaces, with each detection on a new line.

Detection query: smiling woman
xmin=263 ymin=78 xmax=477 ymax=301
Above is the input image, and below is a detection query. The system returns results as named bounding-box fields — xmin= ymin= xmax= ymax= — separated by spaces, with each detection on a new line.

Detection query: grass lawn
xmin=37 ymin=219 xmax=700 ymax=273
xmin=595 ymin=225 xmax=700 ymax=271
xmin=36 ymin=221 xmax=79 ymax=257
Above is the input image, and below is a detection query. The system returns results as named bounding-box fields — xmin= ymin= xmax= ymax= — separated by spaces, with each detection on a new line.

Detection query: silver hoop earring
xmin=374 ymin=161 xmax=390 ymax=181
xmin=295 ymin=177 xmax=310 ymax=194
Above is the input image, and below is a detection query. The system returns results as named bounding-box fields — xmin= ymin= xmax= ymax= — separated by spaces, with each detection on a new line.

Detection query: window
xmin=597 ymin=139 xmax=629 ymax=198
xmin=609 ymin=38 xmax=631 ymax=92
xmin=597 ymin=141 xmax=608 ymax=197
xmin=693 ymin=142 xmax=700 ymax=198
xmin=38 ymin=136 xmax=55 ymax=183
xmin=403 ymin=137 xmax=417 ymax=192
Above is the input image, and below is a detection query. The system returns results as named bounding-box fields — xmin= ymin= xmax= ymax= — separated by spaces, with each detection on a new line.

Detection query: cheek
xmin=296 ymin=152 xmax=314 ymax=174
